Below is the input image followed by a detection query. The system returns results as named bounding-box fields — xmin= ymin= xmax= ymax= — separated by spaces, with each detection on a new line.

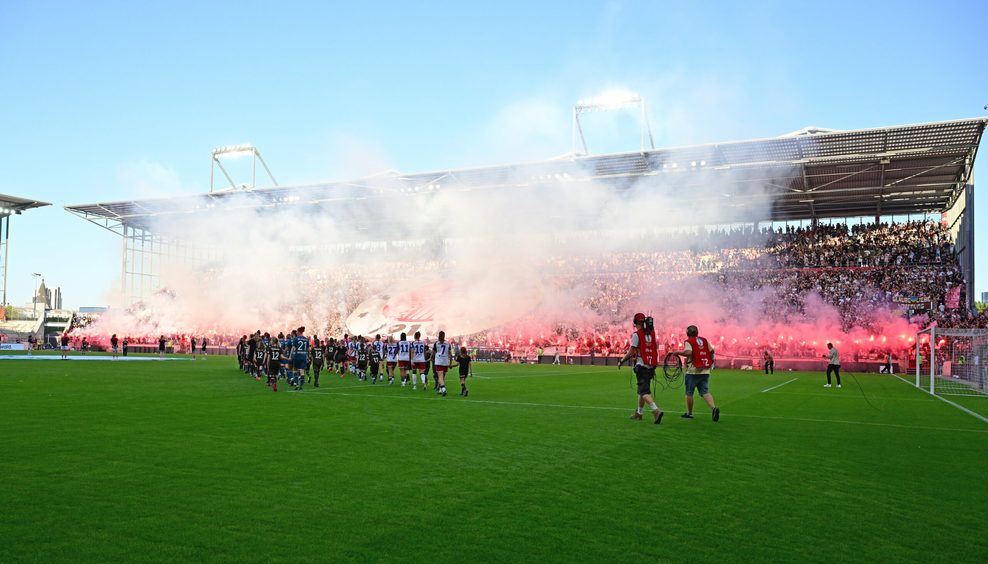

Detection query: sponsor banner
xmin=894 ymin=295 xmax=931 ymax=309
xmin=0 ymin=343 xmax=27 ymax=351
xmin=347 ymin=271 xmax=543 ymax=339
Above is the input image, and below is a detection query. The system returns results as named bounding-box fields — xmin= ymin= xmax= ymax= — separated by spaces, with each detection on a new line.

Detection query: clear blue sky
xmin=2 ymin=0 xmax=986 ymax=308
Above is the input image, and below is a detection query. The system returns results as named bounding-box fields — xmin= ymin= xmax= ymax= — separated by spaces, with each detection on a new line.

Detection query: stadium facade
xmin=66 ymin=118 xmax=985 ymax=309
xmin=0 ymin=193 xmax=50 ymax=308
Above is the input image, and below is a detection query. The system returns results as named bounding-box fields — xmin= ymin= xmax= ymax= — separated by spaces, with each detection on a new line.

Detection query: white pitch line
xmin=293 ymin=388 xmax=988 ymax=434
xmin=761 ymin=377 xmax=798 ymax=393
xmin=893 ymin=375 xmax=988 ymax=424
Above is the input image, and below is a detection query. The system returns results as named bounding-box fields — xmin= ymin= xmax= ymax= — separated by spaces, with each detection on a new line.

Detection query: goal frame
xmin=915 ymin=326 xmax=988 ymax=394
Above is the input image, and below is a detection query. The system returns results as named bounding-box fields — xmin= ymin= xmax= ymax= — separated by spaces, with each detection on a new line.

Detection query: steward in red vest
xmin=618 ymin=313 xmax=664 ymax=424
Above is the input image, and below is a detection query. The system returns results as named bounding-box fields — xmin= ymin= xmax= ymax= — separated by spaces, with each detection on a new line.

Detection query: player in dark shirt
xmin=306 ymin=334 xmax=318 ymax=384
xmin=368 ymin=338 xmax=382 ymax=384
xmin=333 ymin=339 xmax=347 ymax=375
xmin=456 ymin=346 xmax=473 ymax=397
xmin=311 ymin=339 xmax=325 ymax=388
xmin=236 ymin=336 xmax=246 ymax=371
xmin=190 ymin=337 xmax=197 ymax=359
xmin=158 ymin=335 xmax=166 ymax=359
xmin=264 ymin=338 xmax=280 ymax=392
xmin=246 ymin=335 xmax=258 ymax=375
xmin=356 ymin=336 xmax=369 ymax=381
xmin=252 ymin=339 xmax=267 ymax=380
xmin=110 ymin=334 xmax=119 ymax=360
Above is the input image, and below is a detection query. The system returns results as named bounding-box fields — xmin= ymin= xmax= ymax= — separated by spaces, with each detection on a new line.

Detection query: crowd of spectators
xmin=66 ymin=219 xmax=983 ymax=362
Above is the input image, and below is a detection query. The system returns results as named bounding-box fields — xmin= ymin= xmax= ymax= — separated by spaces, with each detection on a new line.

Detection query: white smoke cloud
xmin=80 ymin=91 xmax=916 ymax=361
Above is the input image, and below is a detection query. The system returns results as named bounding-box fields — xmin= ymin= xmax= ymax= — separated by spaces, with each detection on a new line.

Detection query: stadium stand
xmin=62 ymin=118 xmax=986 ymax=370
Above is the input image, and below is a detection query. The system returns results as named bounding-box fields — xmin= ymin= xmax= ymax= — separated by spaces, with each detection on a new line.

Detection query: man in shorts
xmin=110 ymin=334 xmax=119 ymax=360
xmin=618 ymin=313 xmax=664 ymax=424
xmin=672 ymin=325 xmax=720 ymax=422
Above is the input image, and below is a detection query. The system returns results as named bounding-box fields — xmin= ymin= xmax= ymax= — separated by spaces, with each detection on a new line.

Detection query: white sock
xmin=649 ymin=402 xmax=658 ymax=411
xmin=636 ymin=407 xmax=643 ymax=414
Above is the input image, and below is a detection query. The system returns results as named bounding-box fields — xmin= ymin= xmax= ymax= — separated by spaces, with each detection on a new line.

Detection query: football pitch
xmin=1 ymin=353 xmax=986 ymax=562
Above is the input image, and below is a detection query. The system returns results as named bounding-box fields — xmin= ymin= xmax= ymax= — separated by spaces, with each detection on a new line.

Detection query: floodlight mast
xmin=209 ymin=144 xmax=279 ymax=192
xmin=571 ymin=92 xmax=656 ymax=156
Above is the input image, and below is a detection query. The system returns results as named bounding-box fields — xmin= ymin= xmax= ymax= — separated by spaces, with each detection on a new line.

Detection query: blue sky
xmin=2 ymin=0 xmax=986 ymax=308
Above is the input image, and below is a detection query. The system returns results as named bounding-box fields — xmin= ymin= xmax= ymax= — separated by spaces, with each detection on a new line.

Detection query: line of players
xmin=237 ymin=329 xmax=473 ymax=396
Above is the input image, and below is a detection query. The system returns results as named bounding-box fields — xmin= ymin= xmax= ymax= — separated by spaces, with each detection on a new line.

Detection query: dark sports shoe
xmin=712 ymin=407 xmax=720 ymax=422
xmin=463 ymin=390 xmax=469 ymax=397
xmin=653 ymin=410 xmax=664 ymax=425
xmin=630 ymin=412 xmax=643 ymax=420
xmin=681 ymin=412 xmax=694 ymax=419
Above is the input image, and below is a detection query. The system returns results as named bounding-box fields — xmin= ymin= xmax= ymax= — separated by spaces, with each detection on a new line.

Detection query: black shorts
xmin=313 ymin=359 xmax=323 ymax=370
xmin=634 ymin=365 xmax=655 ymax=396
xmin=357 ymin=361 xmax=368 ymax=371
xmin=268 ymin=361 xmax=280 ymax=374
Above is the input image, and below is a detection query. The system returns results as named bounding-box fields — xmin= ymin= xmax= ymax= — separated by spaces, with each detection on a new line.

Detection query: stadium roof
xmin=0 ymin=193 xmax=50 ymax=215
xmin=66 ymin=117 xmax=986 ymax=233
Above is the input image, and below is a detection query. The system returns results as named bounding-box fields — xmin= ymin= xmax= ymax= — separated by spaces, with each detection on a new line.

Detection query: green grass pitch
xmin=1 ymin=352 xmax=986 ymax=562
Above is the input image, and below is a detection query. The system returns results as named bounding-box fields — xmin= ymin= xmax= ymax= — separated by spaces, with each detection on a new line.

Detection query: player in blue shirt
xmin=292 ymin=327 xmax=310 ymax=390
xmin=279 ymin=332 xmax=291 ymax=382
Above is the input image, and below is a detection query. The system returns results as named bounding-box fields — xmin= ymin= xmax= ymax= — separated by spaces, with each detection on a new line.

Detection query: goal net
xmin=915 ymin=327 xmax=988 ymax=397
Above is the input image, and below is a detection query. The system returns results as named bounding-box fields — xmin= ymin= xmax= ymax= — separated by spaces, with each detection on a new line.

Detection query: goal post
xmin=915 ymin=327 xmax=988 ymax=398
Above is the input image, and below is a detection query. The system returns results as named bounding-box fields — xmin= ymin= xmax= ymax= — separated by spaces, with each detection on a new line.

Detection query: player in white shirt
xmin=396 ymin=332 xmax=412 ymax=387
xmin=373 ymin=334 xmax=384 ymax=362
xmin=432 ymin=330 xmax=453 ymax=397
xmin=385 ymin=336 xmax=398 ymax=385
xmin=411 ymin=331 xmax=428 ymax=390
xmin=348 ymin=337 xmax=360 ymax=376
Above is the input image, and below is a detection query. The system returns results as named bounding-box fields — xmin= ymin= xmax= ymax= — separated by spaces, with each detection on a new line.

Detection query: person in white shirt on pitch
xmin=823 ymin=343 xmax=842 ymax=388
xmin=432 ymin=331 xmax=453 ymax=397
